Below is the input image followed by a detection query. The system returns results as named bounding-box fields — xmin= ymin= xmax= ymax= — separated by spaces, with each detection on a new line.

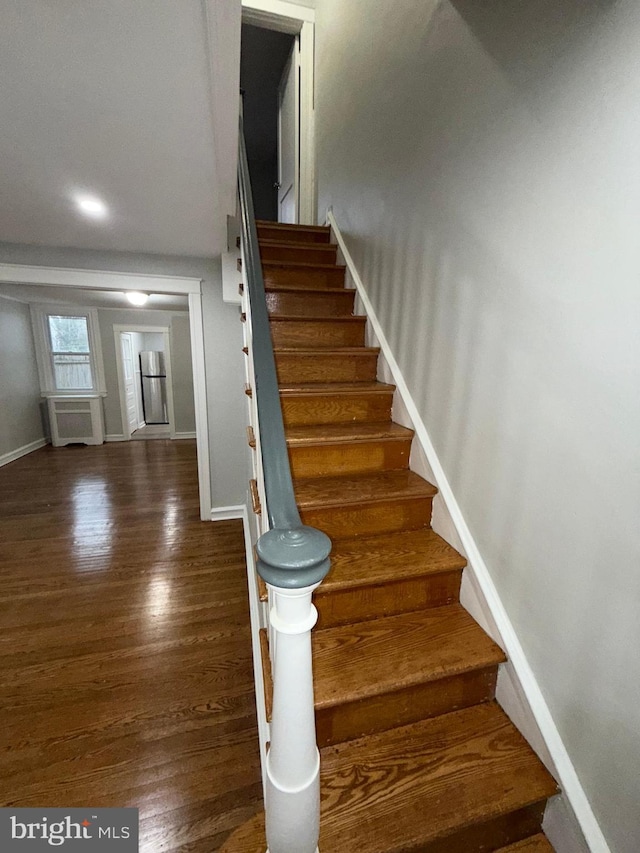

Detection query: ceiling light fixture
xmin=127 ymin=291 xmax=149 ymax=307
xmin=74 ymin=193 xmax=108 ymax=219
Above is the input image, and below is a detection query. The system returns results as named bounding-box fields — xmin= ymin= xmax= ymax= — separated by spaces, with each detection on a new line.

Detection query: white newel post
xmin=265 ymin=583 xmax=321 ymax=853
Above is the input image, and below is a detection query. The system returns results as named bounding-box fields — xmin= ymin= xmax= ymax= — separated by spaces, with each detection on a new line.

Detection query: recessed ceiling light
xmin=74 ymin=193 xmax=108 ymax=219
xmin=127 ymin=291 xmax=149 ymax=306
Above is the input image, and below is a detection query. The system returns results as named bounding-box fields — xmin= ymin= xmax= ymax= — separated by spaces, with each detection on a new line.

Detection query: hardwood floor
xmin=0 ymin=440 xmax=261 ymax=851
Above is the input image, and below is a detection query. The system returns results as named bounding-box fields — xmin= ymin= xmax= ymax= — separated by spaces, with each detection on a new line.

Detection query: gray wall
xmin=0 ymin=295 xmax=46 ymax=457
xmin=0 ymin=243 xmax=247 ymax=508
xmin=314 ymin=1 xmax=640 ymax=851
xmin=169 ymin=314 xmax=196 ymax=435
xmin=97 ymin=307 xmax=195 ymax=437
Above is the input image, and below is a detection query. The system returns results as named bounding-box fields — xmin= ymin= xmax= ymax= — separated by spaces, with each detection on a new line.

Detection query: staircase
xmin=222 ymin=221 xmax=558 ymax=853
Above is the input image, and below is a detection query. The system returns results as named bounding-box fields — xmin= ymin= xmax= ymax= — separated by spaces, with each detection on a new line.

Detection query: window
xmin=47 ymin=315 xmax=93 ymax=390
xmin=31 ymin=306 xmax=106 ymax=396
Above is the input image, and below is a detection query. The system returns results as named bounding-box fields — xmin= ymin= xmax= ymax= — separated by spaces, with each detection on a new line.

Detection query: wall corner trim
xmin=211 ymin=504 xmax=246 ymax=522
xmin=0 ymin=437 xmax=48 ymax=468
xmin=327 ymin=209 xmax=611 ymax=853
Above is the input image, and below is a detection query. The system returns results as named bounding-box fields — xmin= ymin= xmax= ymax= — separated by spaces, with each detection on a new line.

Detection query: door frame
xmin=0 ymin=262 xmax=211 ymax=520
xmin=119 ymin=332 xmax=144 ymax=434
xmin=241 ymin=0 xmax=316 ymax=224
xmin=114 ymin=325 xmax=175 ymax=440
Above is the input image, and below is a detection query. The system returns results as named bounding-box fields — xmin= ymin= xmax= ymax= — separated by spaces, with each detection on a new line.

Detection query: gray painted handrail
xmin=238 ymin=118 xmax=331 ymax=589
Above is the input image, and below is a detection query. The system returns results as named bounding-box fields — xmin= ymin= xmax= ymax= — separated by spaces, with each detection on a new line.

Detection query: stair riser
xmin=217 ymin=799 xmax=547 ymax=853
xmin=288 ymin=438 xmax=412 ymax=479
xmin=316 ymin=667 xmax=499 ymax=747
xmin=281 ymin=392 xmax=394 ymax=426
xmin=257 ymin=225 xmax=331 ymax=244
xmin=497 ymin=836 xmax=554 ymax=853
xmin=417 ymin=803 xmax=548 ymax=853
xmin=266 ymin=289 xmax=355 ymax=317
xmin=276 ymin=353 xmax=378 ymax=384
xmin=299 ymin=495 xmax=433 ymax=538
xmin=263 ymin=266 xmax=345 ymax=289
xmin=314 ymin=570 xmax=463 ymax=629
xmin=259 ymin=244 xmax=337 ymax=265
xmin=270 ymin=319 xmax=366 ymax=349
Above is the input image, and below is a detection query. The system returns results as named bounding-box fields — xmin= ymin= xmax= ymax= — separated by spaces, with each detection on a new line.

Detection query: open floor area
xmin=0 ymin=440 xmax=261 ymax=851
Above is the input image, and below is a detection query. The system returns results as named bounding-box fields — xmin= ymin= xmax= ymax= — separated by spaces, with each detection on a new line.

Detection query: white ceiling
xmin=0 ymin=282 xmax=188 ymax=311
xmin=0 ymin=0 xmax=241 ymax=257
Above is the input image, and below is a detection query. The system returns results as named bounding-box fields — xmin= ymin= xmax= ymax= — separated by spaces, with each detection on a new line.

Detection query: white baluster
xmin=265 ymin=583 xmax=321 ymax=853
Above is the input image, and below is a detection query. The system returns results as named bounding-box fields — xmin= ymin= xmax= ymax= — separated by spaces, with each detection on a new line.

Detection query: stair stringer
xmin=326 ymin=208 xmax=607 ymax=853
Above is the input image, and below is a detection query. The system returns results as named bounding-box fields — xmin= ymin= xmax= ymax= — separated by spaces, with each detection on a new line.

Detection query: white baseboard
xmin=327 ymin=208 xmax=608 ymax=853
xmin=0 ymin=437 xmax=48 ymax=468
xmin=211 ymin=504 xmax=246 ymax=522
xmin=174 ymin=431 xmax=196 ymax=440
xmin=105 ymin=434 xmax=127 ymax=442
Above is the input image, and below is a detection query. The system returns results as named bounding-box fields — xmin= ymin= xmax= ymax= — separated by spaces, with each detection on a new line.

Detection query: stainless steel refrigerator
xmin=140 ymin=351 xmax=169 ymax=424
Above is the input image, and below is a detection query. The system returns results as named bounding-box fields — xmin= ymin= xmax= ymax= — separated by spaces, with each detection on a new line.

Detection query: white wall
xmin=201 ymin=269 xmax=252 ymax=510
xmin=314 ymin=2 xmax=640 ymax=851
xmin=0 ymin=243 xmax=247 ymax=508
xmin=0 ymin=295 xmax=46 ymax=458
xmin=129 ymin=331 xmax=146 ymax=358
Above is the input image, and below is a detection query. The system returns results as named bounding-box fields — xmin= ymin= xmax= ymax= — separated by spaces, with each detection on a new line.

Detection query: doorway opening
xmin=116 ymin=326 xmax=174 ymax=441
xmin=240 ymin=2 xmax=316 ymax=225
xmin=0 ymin=268 xmax=211 ymax=520
xmin=241 ymin=24 xmax=294 ymax=222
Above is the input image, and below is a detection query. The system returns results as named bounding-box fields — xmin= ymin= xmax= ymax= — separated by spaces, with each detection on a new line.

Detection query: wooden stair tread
xmin=264 ymin=281 xmax=354 ymax=299
xmin=294 ymin=469 xmax=437 ymax=509
xmin=219 ymin=703 xmax=557 ymax=853
xmin=270 ymin=314 xmax=365 ymax=323
xmin=286 ymin=421 xmax=413 ymax=445
xmin=279 ymin=381 xmax=395 ymax=395
xmin=317 ymin=702 xmax=558 ymax=853
xmin=258 ymin=238 xmax=337 ymax=251
xmin=275 ymin=346 xmax=380 ymax=356
xmin=496 ymin=835 xmax=555 ymax=852
xmin=266 ymin=284 xmax=352 ymax=295
xmin=256 ymin=220 xmax=330 ymax=233
xmin=260 ymin=241 xmax=339 ymax=267
xmin=262 ymin=260 xmax=346 ymax=271
xmin=319 ymin=529 xmax=466 ymax=593
xmin=312 ymin=604 xmax=506 ymax=709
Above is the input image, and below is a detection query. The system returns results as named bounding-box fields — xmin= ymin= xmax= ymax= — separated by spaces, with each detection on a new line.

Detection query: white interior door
xmin=120 ymin=333 xmax=139 ymax=436
xmin=277 ymin=40 xmax=300 ymax=224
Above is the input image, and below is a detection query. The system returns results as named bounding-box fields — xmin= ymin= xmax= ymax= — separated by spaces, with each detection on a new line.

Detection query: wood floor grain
xmin=0 ymin=440 xmax=262 ymax=852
